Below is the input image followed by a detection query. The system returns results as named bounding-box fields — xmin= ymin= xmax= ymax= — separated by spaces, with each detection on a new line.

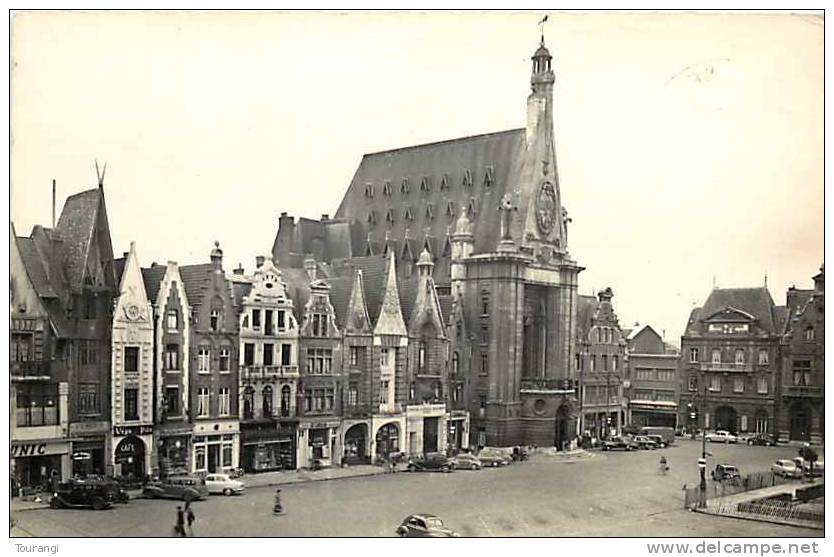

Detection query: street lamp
xmin=698 ymin=381 xmax=708 ymax=508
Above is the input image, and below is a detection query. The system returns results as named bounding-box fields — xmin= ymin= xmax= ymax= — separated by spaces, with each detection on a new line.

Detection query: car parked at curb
xmin=705 ymin=430 xmax=738 ymax=444
xmin=771 ymin=459 xmax=803 ymax=479
xmin=50 ymin=481 xmax=114 ymax=510
xmin=396 ymin=514 xmax=459 ymax=537
xmin=449 ymin=454 xmax=482 ymax=470
xmin=477 ymin=448 xmax=512 ymax=467
xmin=406 ymin=453 xmax=453 ymax=473
xmin=645 ymin=434 xmax=668 ymax=448
xmin=743 ymin=433 xmax=777 ymax=446
xmin=204 ymin=473 xmax=245 ymax=495
xmin=632 ymin=435 xmax=659 ymax=450
xmin=142 ymin=475 xmax=209 ymax=501
xmin=601 ymin=437 xmax=635 ymax=451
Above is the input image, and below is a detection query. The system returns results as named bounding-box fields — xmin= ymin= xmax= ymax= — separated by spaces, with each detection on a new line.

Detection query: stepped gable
xmin=334 ymin=128 xmax=525 ymax=270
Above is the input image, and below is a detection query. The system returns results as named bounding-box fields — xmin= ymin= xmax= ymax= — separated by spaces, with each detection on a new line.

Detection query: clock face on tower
xmin=125 ymin=303 xmax=141 ymax=321
xmin=535 ymin=181 xmax=557 ymax=235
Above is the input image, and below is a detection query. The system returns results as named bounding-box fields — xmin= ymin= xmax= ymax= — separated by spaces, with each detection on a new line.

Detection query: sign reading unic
xmin=11 ymin=442 xmax=67 ymax=457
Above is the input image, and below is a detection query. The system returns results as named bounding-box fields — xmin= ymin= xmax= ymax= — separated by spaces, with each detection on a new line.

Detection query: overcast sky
xmin=10 ymin=11 xmax=823 ymax=345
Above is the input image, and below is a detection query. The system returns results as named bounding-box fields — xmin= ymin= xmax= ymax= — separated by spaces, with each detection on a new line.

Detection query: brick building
xmin=622 ymin=324 xmax=680 ymax=429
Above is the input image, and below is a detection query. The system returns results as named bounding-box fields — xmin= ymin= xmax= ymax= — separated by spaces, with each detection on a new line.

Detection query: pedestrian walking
xmin=273 ymin=488 xmax=283 ymax=515
xmin=174 ymin=505 xmax=186 ymax=537
xmin=185 ymin=501 xmax=196 ymax=536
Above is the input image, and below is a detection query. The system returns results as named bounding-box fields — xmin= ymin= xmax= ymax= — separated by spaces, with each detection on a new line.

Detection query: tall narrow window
xmin=219 ymin=387 xmax=230 ymax=416
xmin=452 ymin=351 xmax=459 ymax=374
xmin=277 ymin=310 xmax=286 ymax=330
xmin=758 ymin=349 xmax=769 ymax=365
xmin=480 ymin=353 xmax=488 ymax=375
xmin=219 ymin=347 xmax=230 ymax=372
xmin=166 ymin=310 xmax=179 ymax=330
xmin=210 ymin=309 xmax=221 ymax=332
xmin=124 ymin=347 xmax=139 ymax=372
xmin=165 ymin=387 xmax=179 ymax=415
xmin=262 ymin=386 xmax=273 ymax=418
xmin=265 ymin=310 xmax=274 ymax=336
xmin=281 ymin=386 xmax=291 ymax=417
xmin=198 ymin=347 xmax=211 ymax=373
xmin=124 ymin=388 xmax=139 ymax=420
xmin=197 ymin=388 xmax=210 ymax=417
xmin=281 ymin=344 xmax=291 ymax=366
xmin=263 ymin=343 xmax=274 ymax=366
xmin=734 ymin=349 xmax=745 ymax=365
xmin=805 ymin=327 xmax=815 ymax=341
xmin=165 ymin=344 xmax=179 ymax=371
xmin=243 ymin=387 xmax=254 ymax=420
xmin=244 ymin=343 xmax=254 ymax=366
xmin=689 ymin=348 xmax=699 ymax=363
xmin=711 ymin=349 xmax=721 ymax=364
xmin=252 ymin=309 xmax=261 ymax=329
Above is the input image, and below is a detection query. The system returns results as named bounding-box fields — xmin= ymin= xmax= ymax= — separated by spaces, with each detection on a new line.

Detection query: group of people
xmin=174 ymin=501 xmax=196 ymax=537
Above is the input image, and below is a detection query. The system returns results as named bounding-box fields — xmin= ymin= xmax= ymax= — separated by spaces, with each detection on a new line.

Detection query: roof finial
xmin=94 ymin=159 xmax=107 ymax=188
xmin=538 ymin=14 xmax=549 ymax=45
xmin=764 ymin=270 xmax=768 ymax=287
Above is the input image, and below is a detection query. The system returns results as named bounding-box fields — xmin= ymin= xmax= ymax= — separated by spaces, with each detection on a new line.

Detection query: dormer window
xmin=467 ymin=198 xmax=477 ymax=217
xmin=386 ymin=209 xmax=395 ymax=224
xmin=440 ymin=174 xmax=449 ymax=190
xmin=462 ymin=169 xmax=472 ymax=188
xmin=364 ymin=183 xmax=374 ymax=198
xmin=401 ymin=178 xmax=410 ymax=195
xmin=425 ymin=203 xmax=434 ymax=220
xmin=446 ymin=201 xmax=456 ymax=218
xmin=405 ymin=207 xmax=415 ymax=222
xmin=483 ymin=165 xmax=494 ymax=188
xmin=383 ymin=180 xmax=393 ymax=196
xmin=367 ymin=211 xmax=377 ymax=225
xmin=420 ymin=176 xmax=431 ymax=192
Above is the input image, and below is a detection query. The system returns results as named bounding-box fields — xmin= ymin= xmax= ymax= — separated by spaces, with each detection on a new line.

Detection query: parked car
xmin=632 ymin=436 xmax=659 ymax=450
xmin=792 ymin=457 xmax=824 ymax=477
xmin=204 ymin=473 xmax=245 ymax=495
xmin=705 ymin=430 xmax=738 ymax=444
xmin=711 ymin=464 xmax=740 ymax=482
xmin=449 ymin=454 xmax=482 ymax=471
xmin=50 ymin=481 xmax=114 ymax=510
xmin=601 ymin=437 xmax=635 ymax=451
xmin=744 ymin=433 xmax=776 ymax=446
xmin=406 ymin=453 xmax=453 ymax=473
xmin=72 ymin=476 xmax=130 ymax=503
xmin=396 ymin=514 xmax=459 ymax=537
xmin=639 ymin=427 xmax=676 ymax=446
xmin=142 ymin=475 xmax=209 ymax=501
xmin=477 ymin=448 xmax=512 ymax=467
xmin=645 ymin=434 xmax=667 ymax=448
xmin=771 ymin=459 xmax=803 ymax=479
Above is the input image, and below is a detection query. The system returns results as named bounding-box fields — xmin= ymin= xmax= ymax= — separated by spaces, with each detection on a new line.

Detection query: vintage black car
xmin=745 ymin=433 xmax=777 ymax=446
xmin=50 ymin=481 xmax=114 ymax=510
xmin=406 ymin=453 xmax=453 ymax=473
xmin=711 ymin=464 xmax=741 ymax=482
xmin=601 ymin=437 xmax=635 ymax=451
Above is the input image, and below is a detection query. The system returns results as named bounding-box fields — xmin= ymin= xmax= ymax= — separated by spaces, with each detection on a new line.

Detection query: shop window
xmin=124 ymin=388 xmax=139 ymax=421
xmin=165 ymin=387 xmax=179 ymax=415
xmin=198 ymin=347 xmax=211 ymax=373
xmin=689 ymin=348 xmax=699 ymax=363
xmin=262 ymin=386 xmax=273 ymax=418
xmin=165 ymin=344 xmax=179 ymax=371
xmin=16 ymin=383 xmax=59 ymax=426
xmin=124 ymin=346 xmax=139 ymax=373
xmin=263 ymin=343 xmax=274 ymax=366
xmin=244 ymin=343 xmax=255 ymax=366
xmin=222 ymin=444 xmax=233 ymax=468
xmin=219 ymin=387 xmax=231 ymax=416
xmin=166 ymin=310 xmax=178 ymax=330
xmin=281 ymin=344 xmax=292 ymax=366
xmin=219 ymin=347 xmax=230 ymax=372
xmin=195 ymin=446 xmax=206 ymax=471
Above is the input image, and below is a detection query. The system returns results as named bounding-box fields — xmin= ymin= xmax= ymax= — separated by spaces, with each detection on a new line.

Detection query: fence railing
xmin=683 ymin=471 xmax=789 ymax=509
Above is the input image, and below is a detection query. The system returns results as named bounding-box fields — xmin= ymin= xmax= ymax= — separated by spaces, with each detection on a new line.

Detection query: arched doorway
xmin=344 ymin=423 xmax=369 ymax=464
xmin=115 ymin=435 xmax=146 ymax=478
xmin=715 ymin=406 xmax=738 ymax=433
xmin=375 ymin=422 xmax=400 ymax=459
xmin=790 ymin=403 xmax=811 ymax=441
xmin=554 ymin=403 xmax=571 ymax=451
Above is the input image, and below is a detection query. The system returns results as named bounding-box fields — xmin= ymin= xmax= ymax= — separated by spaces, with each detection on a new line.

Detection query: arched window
xmin=805 ymin=327 xmax=815 ymax=341
xmin=262 ymin=386 xmax=273 ymax=418
xmin=243 ymin=387 xmax=254 ymax=420
xmin=281 ymin=385 xmax=291 ymax=417
xmin=419 ymin=341 xmax=427 ymax=371
xmin=409 ymin=382 xmax=416 ymax=401
xmin=432 ymin=381 xmax=443 ymax=401
xmin=452 ymin=351 xmax=460 ymax=374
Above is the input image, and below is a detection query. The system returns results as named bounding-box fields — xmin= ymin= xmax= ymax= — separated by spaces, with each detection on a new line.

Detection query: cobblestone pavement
xmin=11 ymin=440 xmax=822 ymax=537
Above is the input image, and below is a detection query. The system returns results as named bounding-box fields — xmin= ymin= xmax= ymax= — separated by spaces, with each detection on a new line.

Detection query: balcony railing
xmin=10 ymin=361 xmax=51 ymax=380
xmin=783 ymin=385 xmax=823 ymax=397
xmin=520 ymin=378 xmax=574 ymax=393
xmin=240 ymin=365 xmax=298 ymax=379
xmin=700 ymin=362 xmax=754 ymax=373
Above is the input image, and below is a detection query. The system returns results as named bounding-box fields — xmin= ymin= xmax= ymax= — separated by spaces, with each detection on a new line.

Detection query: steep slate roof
xmin=16 ymin=236 xmax=57 ymax=298
xmin=141 ymin=265 xmax=168 ymax=304
xmin=685 ymin=287 xmax=781 ymax=336
xmin=179 ymin=263 xmax=214 ymax=307
xmin=55 ymin=188 xmax=101 ymax=290
xmin=334 ymin=128 xmax=525 ymax=278
xmin=575 ymin=295 xmax=599 ymax=340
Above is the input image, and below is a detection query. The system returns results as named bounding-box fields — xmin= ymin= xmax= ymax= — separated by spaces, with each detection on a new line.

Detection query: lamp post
xmin=698 ymin=381 xmax=708 ymax=508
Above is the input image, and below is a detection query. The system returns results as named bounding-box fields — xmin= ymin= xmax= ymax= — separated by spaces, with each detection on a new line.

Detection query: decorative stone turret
xmin=210 ymin=241 xmax=223 ymax=271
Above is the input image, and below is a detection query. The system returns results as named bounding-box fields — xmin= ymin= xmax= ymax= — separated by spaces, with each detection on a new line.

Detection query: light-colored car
xmin=396 ymin=514 xmax=459 ymax=537
xmin=793 ymin=457 xmax=824 ymax=477
xmin=705 ymin=430 xmax=738 ymax=444
xmin=771 ymin=459 xmax=803 ymax=478
xmin=477 ymin=448 xmax=512 ymax=467
xmin=204 ymin=473 xmax=245 ymax=495
xmin=449 ymin=454 xmax=482 ymax=470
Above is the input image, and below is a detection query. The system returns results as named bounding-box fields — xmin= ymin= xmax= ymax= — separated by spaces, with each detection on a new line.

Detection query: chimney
xmin=256 ymin=255 xmax=265 ymax=268
xmin=51 ymin=179 xmax=56 ymax=229
xmin=233 ymin=263 xmax=245 ymax=276
xmin=321 ymin=214 xmax=329 ymax=222
xmin=304 ymin=257 xmax=317 ymax=282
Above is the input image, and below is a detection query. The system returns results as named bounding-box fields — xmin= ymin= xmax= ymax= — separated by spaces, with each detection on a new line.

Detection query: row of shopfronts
xmin=11 ymin=407 xmax=469 ymax=487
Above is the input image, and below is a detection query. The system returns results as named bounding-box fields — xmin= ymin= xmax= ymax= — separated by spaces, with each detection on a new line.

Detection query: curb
xmin=693 ymin=508 xmax=824 ymax=531
xmin=246 ymin=469 xmax=387 ymax=489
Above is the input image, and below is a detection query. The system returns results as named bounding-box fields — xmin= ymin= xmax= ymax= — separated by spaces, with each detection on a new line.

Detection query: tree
xmin=798 ymin=445 xmax=818 ymax=479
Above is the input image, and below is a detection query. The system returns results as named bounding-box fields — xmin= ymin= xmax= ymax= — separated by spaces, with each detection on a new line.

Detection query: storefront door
xmin=423 ymin=417 xmax=439 ymax=454
xmin=115 ymin=436 xmax=146 ymax=478
xmin=208 ymin=444 xmax=220 ymax=472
